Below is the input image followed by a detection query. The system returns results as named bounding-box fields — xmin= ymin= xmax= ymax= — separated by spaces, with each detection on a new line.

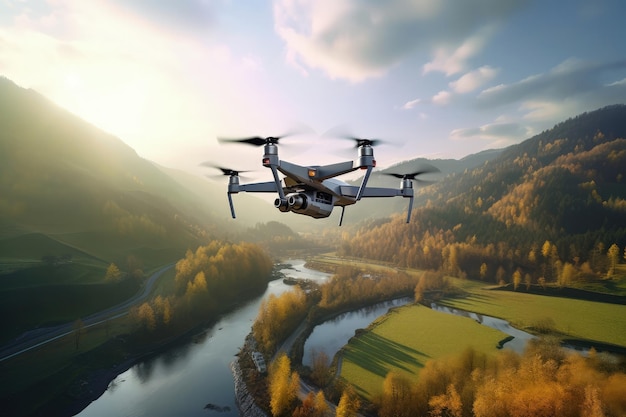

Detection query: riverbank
xmin=231 ymin=358 xmax=268 ymax=417
xmin=58 ymin=321 xmax=227 ymax=417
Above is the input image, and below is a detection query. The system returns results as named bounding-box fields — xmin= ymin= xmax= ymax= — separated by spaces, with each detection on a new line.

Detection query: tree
xmin=512 ymin=269 xmax=522 ymax=290
xmin=560 ymin=262 xmax=576 ymax=286
xmin=379 ymin=371 xmax=415 ymax=417
xmin=313 ymin=391 xmax=329 ymax=417
xmin=524 ymin=273 xmax=532 ymax=290
xmin=429 ymin=384 xmax=462 ymax=417
xmin=269 ymin=353 xmax=299 ymax=416
xmin=104 ymin=263 xmax=122 ymax=282
xmin=293 ymin=392 xmax=315 ymax=417
xmin=496 ymin=266 xmax=506 ymax=285
xmin=336 ymin=385 xmax=360 ymax=417
xmin=607 ymin=243 xmax=620 ymax=276
xmin=310 ymin=349 xmax=331 ymax=387
xmin=541 ymin=240 xmax=554 ymax=280
xmin=127 ymin=254 xmax=144 ymax=280
xmin=479 ymin=263 xmax=488 ymax=280
xmin=581 ymin=385 xmax=605 ymax=417
xmin=137 ymin=302 xmax=156 ymax=332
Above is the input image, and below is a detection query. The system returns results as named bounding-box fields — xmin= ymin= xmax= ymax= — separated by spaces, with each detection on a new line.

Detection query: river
xmin=75 ymin=260 xmax=330 ymax=417
xmin=302 ymin=298 xmax=412 ymax=366
xmin=76 ymin=262 xmax=539 ymax=417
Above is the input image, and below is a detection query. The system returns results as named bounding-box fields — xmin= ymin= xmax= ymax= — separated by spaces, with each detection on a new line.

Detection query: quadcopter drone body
xmin=211 ymin=135 xmax=437 ymax=226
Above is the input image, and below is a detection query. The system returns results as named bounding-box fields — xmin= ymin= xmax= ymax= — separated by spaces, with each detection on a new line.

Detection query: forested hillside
xmin=0 ymin=76 xmax=307 ymax=269
xmin=341 ymin=105 xmax=626 ymax=286
xmin=342 ymin=149 xmax=502 ymax=223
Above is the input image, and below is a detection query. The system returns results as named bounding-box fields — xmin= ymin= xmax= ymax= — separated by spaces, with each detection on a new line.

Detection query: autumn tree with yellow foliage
xmin=374 ymin=341 xmax=626 ymax=417
xmin=335 ymin=385 xmax=361 ymax=417
xmin=268 ymin=353 xmax=300 ymax=417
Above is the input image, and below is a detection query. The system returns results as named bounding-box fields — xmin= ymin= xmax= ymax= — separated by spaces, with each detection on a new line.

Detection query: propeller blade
xmin=383 ymin=164 xmax=440 ymax=180
xmin=217 ymin=128 xmax=309 ymax=147
xmin=200 ymin=162 xmax=249 ymax=177
xmin=348 ymin=137 xmax=385 ymax=148
xmin=217 ymin=136 xmax=268 ymax=147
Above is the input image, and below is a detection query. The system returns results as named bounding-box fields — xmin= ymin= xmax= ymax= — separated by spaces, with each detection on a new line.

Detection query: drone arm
xmin=227 ymin=192 xmax=236 ymax=219
xmin=238 ymin=181 xmax=280 ymax=192
xmin=406 ymin=195 xmax=414 ymax=223
xmin=315 ymin=161 xmax=357 ymax=180
xmin=355 ymin=165 xmax=373 ymax=200
xmin=339 ymin=185 xmax=414 ymax=223
xmin=270 ymin=166 xmax=285 ymax=200
xmin=340 ymin=186 xmax=401 ymax=198
xmin=226 ymin=180 xmax=279 ymax=219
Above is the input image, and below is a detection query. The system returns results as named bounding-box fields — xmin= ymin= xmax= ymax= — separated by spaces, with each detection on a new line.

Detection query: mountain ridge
xmin=341 ymin=104 xmax=626 ymax=282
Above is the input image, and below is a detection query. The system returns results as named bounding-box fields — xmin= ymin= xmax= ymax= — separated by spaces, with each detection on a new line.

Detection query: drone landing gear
xmin=339 ymin=206 xmax=346 ymax=226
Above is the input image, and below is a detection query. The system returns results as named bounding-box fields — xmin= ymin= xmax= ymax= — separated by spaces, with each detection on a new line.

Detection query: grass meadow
xmin=440 ymin=279 xmax=626 ymax=347
xmin=340 ymin=304 xmax=507 ymax=399
xmin=340 ymin=269 xmax=626 ymax=402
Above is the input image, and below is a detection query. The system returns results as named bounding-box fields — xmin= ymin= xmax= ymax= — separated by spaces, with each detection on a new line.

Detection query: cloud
xmin=476 ymin=58 xmax=626 ymax=122
xmin=608 ymin=77 xmax=626 ymax=87
xmin=422 ymin=28 xmax=493 ymax=76
xmin=0 ymin=0 xmax=282 ymax=165
xmin=432 ymin=90 xmax=452 ymax=105
xmin=478 ymin=58 xmax=626 ymax=108
xmin=451 ymin=121 xmax=531 ymax=147
xmin=109 ymin=0 xmax=216 ymax=33
xmin=402 ymin=98 xmax=421 ymax=110
xmin=273 ymin=0 xmax=530 ymax=82
xmin=449 ymin=65 xmax=499 ymax=93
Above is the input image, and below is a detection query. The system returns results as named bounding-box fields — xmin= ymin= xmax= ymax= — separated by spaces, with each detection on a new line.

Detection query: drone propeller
xmin=217 ymin=128 xmax=309 ymax=147
xmin=345 ymin=136 xmax=386 ymax=148
xmin=383 ymin=164 xmax=440 ymax=182
xmin=217 ymin=136 xmax=282 ymax=147
xmin=200 ymin=162 xmax=249 ymax=177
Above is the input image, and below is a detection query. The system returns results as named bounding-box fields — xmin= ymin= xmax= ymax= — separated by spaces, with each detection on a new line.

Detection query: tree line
xmin=340 ymin=212 xmax=625 ymax=288
xmin=374 ymin=339 xmax=626 ymax=417
xmin=129 ymin=240 xmax=273 ymax=336
xmin=250 ymin=266 xmax=453 ymax=416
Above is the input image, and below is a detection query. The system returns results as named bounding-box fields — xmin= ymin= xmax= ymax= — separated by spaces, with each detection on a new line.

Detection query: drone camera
xmin=274 ymin=198 xmax=289 ymax=212
xmin=287 ymin=193 xmax=307 ymax=210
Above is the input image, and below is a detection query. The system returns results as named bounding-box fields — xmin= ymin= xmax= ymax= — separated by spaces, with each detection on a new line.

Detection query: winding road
xmin=0 ymin=263 xmax=174 ymax=362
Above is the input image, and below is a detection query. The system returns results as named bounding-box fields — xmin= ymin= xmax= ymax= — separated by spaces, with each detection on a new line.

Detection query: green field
xmin=340 ymin=304 xmax=507 ymax=399
xmin=339 ymin=269 xmax=626 ymax=402
xmin=440 ymin=283 xmax=626 ymax=347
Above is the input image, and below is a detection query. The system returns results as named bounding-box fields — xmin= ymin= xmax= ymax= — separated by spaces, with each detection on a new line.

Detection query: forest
xmin=340 ymin=106 xmax=626 ymax=288
xmin=374 ymin=340 xmax=626 ymax=417
xmin=249 ymin=264 xmax=626 ymax=417
xmin=130 ymin=240 xmax=274 ymax=335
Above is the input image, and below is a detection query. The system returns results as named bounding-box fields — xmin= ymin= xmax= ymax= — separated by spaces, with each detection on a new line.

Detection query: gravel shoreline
xmin=230 ymin=359 xmax=268 ymax=417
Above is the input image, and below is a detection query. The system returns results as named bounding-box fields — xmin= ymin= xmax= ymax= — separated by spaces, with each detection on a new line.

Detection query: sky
xmin=1 ymin=0 xmax=626 ymax=179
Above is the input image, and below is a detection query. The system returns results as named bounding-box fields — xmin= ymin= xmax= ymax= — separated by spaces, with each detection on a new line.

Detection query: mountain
xmin=339 ymin=148 xmax=503 ymax=224
xmin=341 ymin=105 xmax=626 ymax=282
xmin=0 ymin=77 xmax=275 ymax=267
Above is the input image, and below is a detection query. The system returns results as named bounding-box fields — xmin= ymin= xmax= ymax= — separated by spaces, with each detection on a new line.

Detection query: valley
xmin=1 ymin=77 xmax=626 ymax=416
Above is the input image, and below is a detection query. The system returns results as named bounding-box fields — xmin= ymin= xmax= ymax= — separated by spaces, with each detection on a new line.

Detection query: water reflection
xmin=302 ymin=298 xmax=412 ymax=366
xmin=76 ymin=259 xmax=330 ymax=417
xmin=431 ymin=303 xmax=535 ymax=353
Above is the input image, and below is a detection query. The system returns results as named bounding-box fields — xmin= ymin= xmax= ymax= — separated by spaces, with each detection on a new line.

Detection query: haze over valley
xmin=1 ymin=72 xmax=626 ymax=416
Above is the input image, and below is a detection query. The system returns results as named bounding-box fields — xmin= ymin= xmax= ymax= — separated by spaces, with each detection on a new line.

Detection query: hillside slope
xmin=342 ymin=105 xmax=626 ymax=282
xmin=0 ymin=77 xmax=235 ymax=266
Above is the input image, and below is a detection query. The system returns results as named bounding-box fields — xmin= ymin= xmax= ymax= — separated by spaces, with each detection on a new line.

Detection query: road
xmin=0 ymin=263 xmax=174 ymax=362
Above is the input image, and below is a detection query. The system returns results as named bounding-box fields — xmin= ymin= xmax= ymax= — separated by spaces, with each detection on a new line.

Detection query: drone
xmin=204 ymin=134 xmax=439 ymax=226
